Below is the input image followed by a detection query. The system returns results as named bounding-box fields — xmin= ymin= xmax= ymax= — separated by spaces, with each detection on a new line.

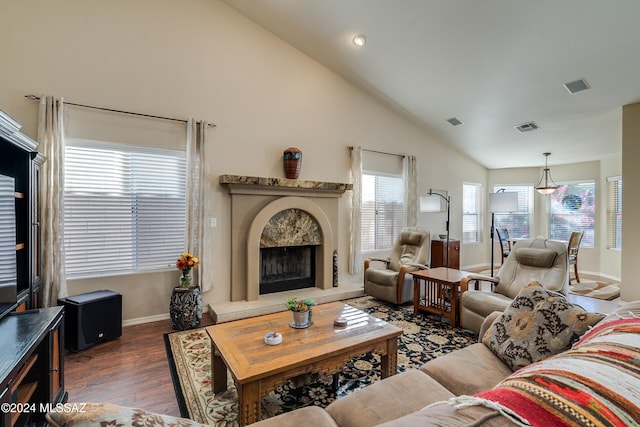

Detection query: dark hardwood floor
xmin=63 ymin=278 xmax=621 ymax=417
xmin=63 ymin=313 xmax=215 ymax=417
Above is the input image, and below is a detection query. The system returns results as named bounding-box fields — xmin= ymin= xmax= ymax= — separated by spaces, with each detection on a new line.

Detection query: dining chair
xmin=496 ymin=228 xmax=511 ymax=264
xmin=568 ymin=231 xmax=584 ymax=283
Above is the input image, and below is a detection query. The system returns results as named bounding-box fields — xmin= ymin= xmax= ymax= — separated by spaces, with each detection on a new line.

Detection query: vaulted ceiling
xmin=224 ymin=0 xmax=640 ymax=169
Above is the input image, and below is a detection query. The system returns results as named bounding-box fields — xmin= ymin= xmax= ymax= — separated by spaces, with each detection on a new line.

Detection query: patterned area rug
xmin=568 ymin=280 xmax=620 ymax=300
xmin=164 ymin=297 xmax=477 ymax=426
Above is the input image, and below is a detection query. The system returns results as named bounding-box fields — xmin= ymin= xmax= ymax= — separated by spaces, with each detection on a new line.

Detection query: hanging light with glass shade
xmin=535 ymin=152 xmax=558 ymax=195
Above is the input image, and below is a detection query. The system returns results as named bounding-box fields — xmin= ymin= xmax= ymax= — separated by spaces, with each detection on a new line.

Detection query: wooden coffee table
xmin=412 ymin=267 xmax=471 ymax=327
xmin=206 ymin=301 xmax=403 ymax=426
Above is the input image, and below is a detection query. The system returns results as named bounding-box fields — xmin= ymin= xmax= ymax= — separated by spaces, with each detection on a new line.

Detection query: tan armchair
xmin=364 ymin=227 xmax=430 ymax=304
xmin=460 ymin=238 xmax=569 ymax=334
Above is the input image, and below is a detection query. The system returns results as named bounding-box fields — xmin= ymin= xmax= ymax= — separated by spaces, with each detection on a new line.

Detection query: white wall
xmin=0 ymin=0 xmax=487 ymax=322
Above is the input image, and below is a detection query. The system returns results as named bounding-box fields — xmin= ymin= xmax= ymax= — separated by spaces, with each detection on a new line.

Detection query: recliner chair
xmin=460 ymin=237 xmax=569 ymax=334
xmin=363 ymin=227 xmax=430 ymax=304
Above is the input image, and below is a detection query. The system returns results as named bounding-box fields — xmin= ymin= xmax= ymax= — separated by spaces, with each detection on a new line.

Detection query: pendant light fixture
xmin=536 ymin=152 xmax=558 ymax=195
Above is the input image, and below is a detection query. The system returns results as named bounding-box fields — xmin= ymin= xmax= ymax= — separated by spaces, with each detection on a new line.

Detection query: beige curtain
xmin=185 ymin=119 xmax=212 ymax=292
xmin=403 ymin=155 xmax=418 ymax=227
xmin=37 ymin=96 xmax=68 ymax=307
xmin=348 ymin=146 xmax=363 ymax=274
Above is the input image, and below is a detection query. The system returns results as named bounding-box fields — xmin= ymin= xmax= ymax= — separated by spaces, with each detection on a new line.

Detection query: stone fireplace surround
xmin=211 ymin=175 xmax=363 ymax=323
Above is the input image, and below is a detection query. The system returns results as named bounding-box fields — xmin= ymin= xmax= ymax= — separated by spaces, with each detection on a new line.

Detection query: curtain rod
xmin=347 ymin=146 xmax=405 ymax=158
xmin=25 ymin=95 xmax=216 ymax=128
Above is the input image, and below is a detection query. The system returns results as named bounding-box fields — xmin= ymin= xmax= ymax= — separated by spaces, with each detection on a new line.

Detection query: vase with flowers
xmin=170 ymin=252 xmax=202 ymax=330
xmin=286 ymin=296 xmax=316 ymax=328
xmin=176 ymin=252 xmax=199 ymax=288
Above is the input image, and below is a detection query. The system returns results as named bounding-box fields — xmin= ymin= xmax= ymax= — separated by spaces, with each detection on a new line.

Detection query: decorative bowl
xmin=438 ymin=234 xmax=448 ymax=240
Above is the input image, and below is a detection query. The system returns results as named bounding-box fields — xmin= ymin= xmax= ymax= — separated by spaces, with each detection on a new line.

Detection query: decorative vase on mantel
xmin=283 ymin=147 xmax=302 ymax=179
xmin=170 ymin=285 xmax=202 ymax=330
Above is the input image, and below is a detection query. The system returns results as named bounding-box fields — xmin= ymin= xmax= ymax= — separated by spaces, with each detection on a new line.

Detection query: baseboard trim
xmin=123 ymin=313 xmax=170 ymax=326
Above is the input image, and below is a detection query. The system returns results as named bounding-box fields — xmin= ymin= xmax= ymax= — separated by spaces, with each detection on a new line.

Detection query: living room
xmin=2 ymin=0 xmax=638 ymax=326
xmin=1 ymin=1 xmax=639 ymax=426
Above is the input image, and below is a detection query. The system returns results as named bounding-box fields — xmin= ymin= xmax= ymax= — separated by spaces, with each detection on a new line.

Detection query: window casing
xmin=548 ymin=181 xmax=595 ymax=247
xmin=360 ymin=173 xmax=405 ymax=251
xmin=64 ymin=140 xmax=187 ymax=277
xmin=492 ymin=185 xmax=533 ymax=239
xmin=606 ymin=176 xmax=622 ymax=249
xmin=463 ymin=183 xmax=482 ymax=243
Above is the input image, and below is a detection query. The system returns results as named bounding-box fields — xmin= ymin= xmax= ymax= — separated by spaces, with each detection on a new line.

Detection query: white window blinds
xmin=64 ymin=140 xmax=186 ymax=277
xmin=606 ymin=176 xmax=622 ymax=249
xmin=548 ymin=181 xmax=595 ymax=247
xmin=361 ymin=173 xmax=405 ymax=251
xmin=463 ymin=183 xmax=482 ymax=243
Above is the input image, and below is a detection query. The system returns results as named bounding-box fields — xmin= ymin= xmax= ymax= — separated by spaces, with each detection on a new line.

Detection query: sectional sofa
xmin=47 ymin=286 xmax=640 ymax=427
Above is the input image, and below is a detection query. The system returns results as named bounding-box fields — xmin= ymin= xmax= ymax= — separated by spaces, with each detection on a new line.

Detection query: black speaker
xmin=58 ymin=290 xmax=122 ymax=351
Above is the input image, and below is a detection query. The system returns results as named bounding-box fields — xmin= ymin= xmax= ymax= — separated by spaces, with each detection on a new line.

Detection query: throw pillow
xmin=482 ymin=281 xmax=604 ymax=371
xmin=473 ymin=317 xmax=640 ymax=427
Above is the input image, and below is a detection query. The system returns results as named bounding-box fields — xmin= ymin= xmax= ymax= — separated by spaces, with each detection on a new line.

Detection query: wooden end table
xmin=206 ymin=301 xmax=403 ymax=426
xmin=411 ymin=267 xmax=471 ymax=327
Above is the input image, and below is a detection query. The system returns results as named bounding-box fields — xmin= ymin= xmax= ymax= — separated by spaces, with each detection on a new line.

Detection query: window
xmin=492 ymin=185 xmax=533 ymax=239
xmin=606 ymin=176 xmax=622 ymax=249
xmin=361 ymin=173 xmax=404 ymax=251
xmin=462 ymin=183 xmax=482 ymax=243
xmin=548 ymin=181 xmax=595 ymax=247
xmin=64 ymin=140 xmax=186 ymax=277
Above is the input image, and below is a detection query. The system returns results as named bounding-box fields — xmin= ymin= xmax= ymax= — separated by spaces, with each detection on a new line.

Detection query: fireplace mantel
xmin=220 ymin=174 xmax=352 ymax=197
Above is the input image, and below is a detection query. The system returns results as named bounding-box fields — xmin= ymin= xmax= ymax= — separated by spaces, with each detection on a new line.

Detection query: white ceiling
xmin=223 ymin=0 xmax=640 ymax=169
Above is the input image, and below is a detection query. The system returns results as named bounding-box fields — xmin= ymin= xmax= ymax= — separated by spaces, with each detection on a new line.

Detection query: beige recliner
xmin=364 ymin=227 xmax=430 ymax=304
xmin=460 ymin=237 xmax=569 ymax=334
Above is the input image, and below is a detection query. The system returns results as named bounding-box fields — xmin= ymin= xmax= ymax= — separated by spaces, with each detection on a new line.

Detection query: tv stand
xmin=0 ymin=306 xmax=66 ymax=427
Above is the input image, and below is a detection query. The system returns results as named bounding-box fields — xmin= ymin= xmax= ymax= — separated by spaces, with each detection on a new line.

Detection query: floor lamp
xmin=489 ymin=189 xmax=519 ymax=276
xmin=420 ymin=189 xmax=451 ymax=268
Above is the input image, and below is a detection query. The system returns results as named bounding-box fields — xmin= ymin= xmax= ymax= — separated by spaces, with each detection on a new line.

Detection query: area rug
xmin=164 ymin=297 xmax=477 ymax=426
xmin=568 ymin=280 xmax=620 ymax=300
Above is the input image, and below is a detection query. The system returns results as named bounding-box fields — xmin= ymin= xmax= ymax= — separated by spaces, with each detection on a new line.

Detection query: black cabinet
xmin=0 ymin=307 xmax=66 ymax=427
xmin=0 ymin=110 xmax=44 ymax=310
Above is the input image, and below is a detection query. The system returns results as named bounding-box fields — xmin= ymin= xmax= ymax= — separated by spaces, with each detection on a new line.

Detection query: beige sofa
xmin=47 ymin=298 xmax=640 ymax=427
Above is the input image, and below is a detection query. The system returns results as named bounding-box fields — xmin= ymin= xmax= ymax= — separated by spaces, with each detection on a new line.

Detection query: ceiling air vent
xmin=514 ymin=121 xmax=539 ymax=133
xmin=446 ymin=117 xmax=463 ymax=126
xmin=564 ymin=78 xmax=590 ymax=94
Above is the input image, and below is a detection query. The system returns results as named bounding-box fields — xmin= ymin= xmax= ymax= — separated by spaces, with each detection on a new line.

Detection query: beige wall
xmin=0 ymin=1 xmax=627 ymax=322
xmin=622 ymin=103 xmax=640 ymax=301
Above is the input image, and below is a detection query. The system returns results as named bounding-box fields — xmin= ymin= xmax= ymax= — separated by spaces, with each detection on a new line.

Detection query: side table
xmin=411 ymin=267 xmax=471 ymax=327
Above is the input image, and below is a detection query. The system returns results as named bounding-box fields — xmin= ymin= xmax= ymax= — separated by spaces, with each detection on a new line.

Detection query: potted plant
xmin=286 ymin=296 xmax=316 ymax=328
xmin=170 ymin=252 xmax=202 ymax=330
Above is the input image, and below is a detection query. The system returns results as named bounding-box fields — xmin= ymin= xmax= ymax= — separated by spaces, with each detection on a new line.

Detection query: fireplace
xmin=220 ymin=175 xmax=351 ymax=302
xmin=259 ymin=245 xmax=316 ymax=294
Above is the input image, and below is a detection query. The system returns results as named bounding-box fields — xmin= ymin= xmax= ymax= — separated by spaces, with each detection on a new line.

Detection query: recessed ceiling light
xmin=352 ymin=34 xmax=367 ymax=47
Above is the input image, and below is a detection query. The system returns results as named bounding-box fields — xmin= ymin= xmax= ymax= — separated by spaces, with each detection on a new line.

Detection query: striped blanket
xmin=473 ymin=317 xmax=640 ymax=427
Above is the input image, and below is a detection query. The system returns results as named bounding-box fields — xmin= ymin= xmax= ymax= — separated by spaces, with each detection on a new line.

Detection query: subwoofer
xmin=58 ymin=290 xmax=122 ymax=351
